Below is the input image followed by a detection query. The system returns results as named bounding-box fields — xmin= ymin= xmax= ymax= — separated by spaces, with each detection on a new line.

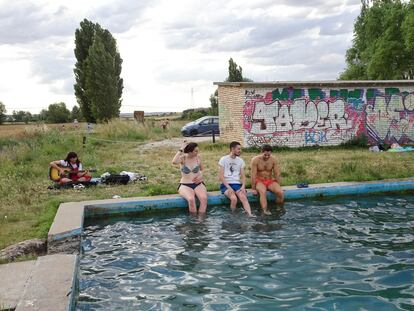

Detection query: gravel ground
xmin=139 ymin=135 xmax=220 ymax=150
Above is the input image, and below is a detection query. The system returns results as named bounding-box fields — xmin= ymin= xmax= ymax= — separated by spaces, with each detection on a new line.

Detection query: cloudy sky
xmin=0 ymin=0 xmax=361 ymax=114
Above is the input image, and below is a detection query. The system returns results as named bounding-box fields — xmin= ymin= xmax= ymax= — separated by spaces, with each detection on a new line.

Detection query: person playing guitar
xmin=49 ymin=151 xmax=92 ymax=185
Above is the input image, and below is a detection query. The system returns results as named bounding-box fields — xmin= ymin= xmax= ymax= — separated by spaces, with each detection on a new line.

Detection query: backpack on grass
xmin=102 ymin=174 xmax=130 ymax=185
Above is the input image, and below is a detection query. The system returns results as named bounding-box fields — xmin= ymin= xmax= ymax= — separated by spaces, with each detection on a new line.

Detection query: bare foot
xmin=263 ymin=210 xmax=272 ymax=215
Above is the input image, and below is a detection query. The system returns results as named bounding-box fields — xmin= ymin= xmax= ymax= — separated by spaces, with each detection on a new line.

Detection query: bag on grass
xmin=102 ymin=174 xmax=130 ymax=185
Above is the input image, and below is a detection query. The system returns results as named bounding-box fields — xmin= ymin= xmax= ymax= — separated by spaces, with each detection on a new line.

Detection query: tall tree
xmin=0 ymin=101 xmax=6 ymax=124
xmin=209 ymin=58 xmax=253 ymax=115
xmin=74 ymin=19 xmax=96 ymax=122
xmin=227 ymin=58 xmax=244 ymax=82
xmin=340 ymin=0 xmax=412 ymax=80
xmin=85 ymin=35 xmax=121 ymax=122
xmin=74 ymin=19 xmax=123 ymax=122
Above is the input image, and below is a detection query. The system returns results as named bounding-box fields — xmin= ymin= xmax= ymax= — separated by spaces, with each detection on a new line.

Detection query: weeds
xmin=340 ymin=162 xmax=358 ymax=174
xmin=340 ymin=133 xmax=369 ymax=148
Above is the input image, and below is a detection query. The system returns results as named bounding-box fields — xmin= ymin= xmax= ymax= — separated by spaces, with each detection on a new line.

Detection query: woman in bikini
xmin=172 ymin=141 xmax=208 ymax=215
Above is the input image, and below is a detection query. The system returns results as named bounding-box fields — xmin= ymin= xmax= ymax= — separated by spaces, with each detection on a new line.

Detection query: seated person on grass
xmin=251 ymin=144 xmax=284 ymax=215
xmin=49 ymin=151 xmax=92 ymax=185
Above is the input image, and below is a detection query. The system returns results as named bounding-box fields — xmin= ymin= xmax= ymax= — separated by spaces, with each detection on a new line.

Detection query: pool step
xmin=0 ymin=254 xmax=77 ymax=311
xmin=0 ymin=260 xmax=35 ymax=310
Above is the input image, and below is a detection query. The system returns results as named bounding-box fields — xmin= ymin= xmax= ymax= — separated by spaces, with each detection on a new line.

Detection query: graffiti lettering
xmin=250 ymin=98 xmax=350 ymax=135
xmin=243 ymin=87 xmax=414 ymax=147
xmin=305 ymin=130 xmax=327 ymax=144
xmin=365 ymin=94 xmax=414 ymax=141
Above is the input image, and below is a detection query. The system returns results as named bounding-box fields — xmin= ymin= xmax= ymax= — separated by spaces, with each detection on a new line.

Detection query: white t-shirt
xmin=60 ymin=160 xmax=83 ymax=171
xmin=218 ymin=155 xmax=245 ymax=184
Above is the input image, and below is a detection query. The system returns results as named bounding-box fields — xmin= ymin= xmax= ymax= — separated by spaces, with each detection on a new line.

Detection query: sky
xmin=0 ymin=0 xmax=361 ymax=114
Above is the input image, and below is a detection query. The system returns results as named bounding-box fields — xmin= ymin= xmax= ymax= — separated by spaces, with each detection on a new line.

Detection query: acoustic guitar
xmin=49 ymin=166 xmax=96 ymax=181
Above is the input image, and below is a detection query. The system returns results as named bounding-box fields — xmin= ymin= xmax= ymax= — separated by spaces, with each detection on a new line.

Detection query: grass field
xmin=0 ymin=122 xmax=85 ymax=138
xmin=1 ymin=120 xmax=414 ymax=253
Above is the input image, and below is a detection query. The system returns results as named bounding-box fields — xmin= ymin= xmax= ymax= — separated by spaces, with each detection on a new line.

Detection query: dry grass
xmin=0 ymin=122 xmax=85 ymax=138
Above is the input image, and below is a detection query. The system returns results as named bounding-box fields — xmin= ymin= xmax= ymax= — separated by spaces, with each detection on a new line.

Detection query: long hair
xmin=64 ymin=151 xmax=80 ymax=167
xmin=184 ymin=142 xmax=198 ymax=153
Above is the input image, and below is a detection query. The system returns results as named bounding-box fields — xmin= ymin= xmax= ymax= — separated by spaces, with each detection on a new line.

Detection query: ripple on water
xmin=75 ymin=195 xmax=414 ymax=310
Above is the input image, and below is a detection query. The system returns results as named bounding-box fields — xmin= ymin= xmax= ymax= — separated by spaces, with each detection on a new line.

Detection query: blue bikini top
xmin=181 ymin=157 xmax=201 ymax=174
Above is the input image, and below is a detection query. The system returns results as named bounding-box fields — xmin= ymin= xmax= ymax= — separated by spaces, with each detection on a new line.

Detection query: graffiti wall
xmin=243 ymin=87 xmax=414 ymax=147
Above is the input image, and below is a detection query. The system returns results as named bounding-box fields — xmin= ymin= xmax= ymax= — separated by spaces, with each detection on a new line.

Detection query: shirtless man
xmin=251 ymin=144 xmax=284 ymax=215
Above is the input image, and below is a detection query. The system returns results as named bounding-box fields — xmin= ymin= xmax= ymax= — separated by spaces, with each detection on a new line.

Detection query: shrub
xmin=340 ymin=133 xmax=369 ymax=148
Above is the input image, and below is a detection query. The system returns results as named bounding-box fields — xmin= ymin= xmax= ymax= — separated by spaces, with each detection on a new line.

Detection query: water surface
xmin=76 ymin=195 xmax=414 ymax=310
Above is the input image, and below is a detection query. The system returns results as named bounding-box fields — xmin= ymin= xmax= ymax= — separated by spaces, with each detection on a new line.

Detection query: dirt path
xmin=139 ymin=136 xmax=219 ymax=150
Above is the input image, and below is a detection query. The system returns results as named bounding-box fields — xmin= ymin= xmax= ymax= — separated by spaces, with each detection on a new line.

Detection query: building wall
xmin=217 ymin=82 xmax=414 ymax=148
xmin=218 ymin=85 xmax=244 ymax=143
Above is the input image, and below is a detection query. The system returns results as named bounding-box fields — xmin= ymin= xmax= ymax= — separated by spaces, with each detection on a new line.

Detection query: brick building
xmin=214 ymin=80 xmax=414 ymax=148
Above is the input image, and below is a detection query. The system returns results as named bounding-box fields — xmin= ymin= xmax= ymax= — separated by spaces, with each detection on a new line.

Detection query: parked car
xmin=181 ymin=116 xmax=220 ymax=137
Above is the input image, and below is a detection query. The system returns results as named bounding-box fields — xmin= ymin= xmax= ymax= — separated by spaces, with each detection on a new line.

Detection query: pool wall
xmin=48 ymin=178 xmax=414 ymax=255
xmin=47 ymin=178 xmax=414 ymax=311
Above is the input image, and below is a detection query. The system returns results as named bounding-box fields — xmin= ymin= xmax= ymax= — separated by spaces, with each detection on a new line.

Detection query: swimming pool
xmin=75 ymin=194 xmax=414 ymax=310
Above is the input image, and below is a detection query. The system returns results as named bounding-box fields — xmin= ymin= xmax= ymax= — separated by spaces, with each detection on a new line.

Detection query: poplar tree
xmin=209 ymin=58 xmax=252 ymax=115
xmin=227 ymin=58 xmax=244 ymax=82
xmin=74 ymin=19 xmax=123 ymax=122
xmin=85 ymin=35 xmax=120 ymax=122
xmin=74 ymin=19 xmax=96 ymax=122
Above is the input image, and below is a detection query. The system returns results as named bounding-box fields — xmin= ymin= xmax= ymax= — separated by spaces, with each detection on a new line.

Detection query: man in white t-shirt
xmin=218 ymin=141 xmax=254 ymax=217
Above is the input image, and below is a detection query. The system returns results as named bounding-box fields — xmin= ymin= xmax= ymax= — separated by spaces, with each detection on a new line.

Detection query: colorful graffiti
xmin=365 ymin=93 xmax=414 ymax=142
xmin=243 ymin=88 xmax=414 ymax=147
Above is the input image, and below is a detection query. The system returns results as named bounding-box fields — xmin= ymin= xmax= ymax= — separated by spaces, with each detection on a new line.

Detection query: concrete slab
xmin=0 ymin=260 xmax=35 ymax=309
xmin=48 ymin=202 xmax=84 ymax=237
xmin=16 ymin=254 xmax=77 ymax=311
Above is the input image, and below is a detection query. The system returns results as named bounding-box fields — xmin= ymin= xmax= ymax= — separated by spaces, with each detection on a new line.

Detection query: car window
xmin=195 ymin=117 xmax=208 ymax=123
xmin=212 ymin=118 xmax=219 ymax=124
xmin=200 ymin=120 xmax=210 ymax=125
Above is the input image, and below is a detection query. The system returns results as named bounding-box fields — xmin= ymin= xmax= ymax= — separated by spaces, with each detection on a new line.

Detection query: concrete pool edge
xmin=47 ymin=177 xmax=414 ymax=255
xmin=44 ymin=178 xmax=414 ymax=310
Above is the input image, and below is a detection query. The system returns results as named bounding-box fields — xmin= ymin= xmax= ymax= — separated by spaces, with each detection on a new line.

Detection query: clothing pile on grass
xmin=369 ymin=143 xmax=414 ymax=153
xmin=99 ymin=171 xmax=148 ymax=185
xmin=49 ymin=171 xmax=147 ymax=190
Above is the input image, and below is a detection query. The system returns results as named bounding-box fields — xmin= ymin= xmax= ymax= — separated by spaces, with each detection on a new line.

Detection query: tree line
xmin=0 ymin=102 xmax=82 ymax=124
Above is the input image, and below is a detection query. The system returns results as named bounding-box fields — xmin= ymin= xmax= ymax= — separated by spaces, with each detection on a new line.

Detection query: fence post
xmin=83 ymin=136 xmax=86 ymax=148
xmin=212 ymin=130 xmax=216 ymax=143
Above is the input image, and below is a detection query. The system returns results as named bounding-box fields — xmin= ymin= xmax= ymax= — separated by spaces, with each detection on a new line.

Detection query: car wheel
xmin=190 ymin=129 xmax=198 ymax=136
